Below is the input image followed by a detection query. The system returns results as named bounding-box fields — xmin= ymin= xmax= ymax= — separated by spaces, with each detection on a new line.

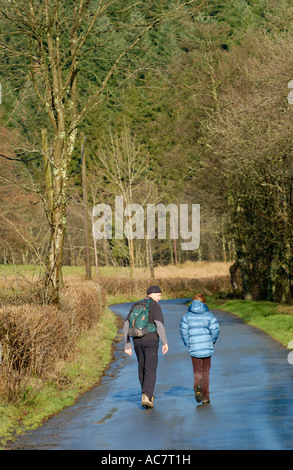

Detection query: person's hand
xmin=162 ymin=344 xmax=168 ymax=355
xmin=125 ymin=348 xmax=132 ymax=356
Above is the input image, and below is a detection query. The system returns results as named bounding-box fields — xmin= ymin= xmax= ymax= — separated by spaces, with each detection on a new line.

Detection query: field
xmin=0 ymin=261 xmax=232 ymax=306
xmin=0 ymin=260 xmax=232 ymax=284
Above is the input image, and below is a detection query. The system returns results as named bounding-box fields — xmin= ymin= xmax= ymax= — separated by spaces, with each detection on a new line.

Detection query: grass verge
xmin=0 ymin=307 xmax=119 ymax=449
xmin=207 ymin=296 xmax=293 ymax=348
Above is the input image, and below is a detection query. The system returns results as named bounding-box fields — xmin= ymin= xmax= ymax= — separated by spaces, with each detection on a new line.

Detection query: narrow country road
xmin=9 ymin=299 xmax=293 ymax=450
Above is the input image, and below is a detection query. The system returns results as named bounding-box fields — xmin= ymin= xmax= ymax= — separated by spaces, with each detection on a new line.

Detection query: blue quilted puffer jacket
xmin=180 ymin=300 xmax=220 ymax=358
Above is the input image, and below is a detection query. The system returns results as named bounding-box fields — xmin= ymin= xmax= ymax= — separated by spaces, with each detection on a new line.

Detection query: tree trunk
xmin=147 ymin=238 xmax=155 ymax=280
xmin=81 ymin=135 xmax=91 ymax=280
xmin=41 ymin=129 xmax=76 ymax=303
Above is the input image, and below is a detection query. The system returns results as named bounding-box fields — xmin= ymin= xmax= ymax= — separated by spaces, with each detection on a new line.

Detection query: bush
xmin=0 ymin=281 xmax=106 ymax=402
xmin=102 ymin=275 xmax=231 ymax=299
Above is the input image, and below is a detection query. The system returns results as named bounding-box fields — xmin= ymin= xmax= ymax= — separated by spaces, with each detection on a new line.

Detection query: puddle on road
xmin=95 ymin=407 xmax=118 ymax=424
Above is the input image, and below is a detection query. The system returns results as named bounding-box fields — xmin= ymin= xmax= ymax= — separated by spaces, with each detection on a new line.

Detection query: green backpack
xmin=128 ymin=298 xmax=157 ymax=338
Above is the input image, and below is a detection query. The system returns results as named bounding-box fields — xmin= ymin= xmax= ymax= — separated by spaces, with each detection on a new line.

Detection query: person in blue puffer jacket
xmin=180 ymin=294 xmax=219 ymax=404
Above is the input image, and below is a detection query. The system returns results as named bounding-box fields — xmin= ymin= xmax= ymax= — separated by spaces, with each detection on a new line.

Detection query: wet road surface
xmin=9 ymin=299 xmax=293 ymax=450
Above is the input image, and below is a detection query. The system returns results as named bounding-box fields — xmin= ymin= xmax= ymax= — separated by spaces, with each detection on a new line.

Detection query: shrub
xmin=101 ymin=275 xmax=231 ymax=299
xmin=0 ymin=281 xmax=106 ymax=402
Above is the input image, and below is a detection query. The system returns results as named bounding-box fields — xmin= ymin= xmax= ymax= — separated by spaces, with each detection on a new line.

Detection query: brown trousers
xmin=191 ymin=356 xmax=211 ymax=401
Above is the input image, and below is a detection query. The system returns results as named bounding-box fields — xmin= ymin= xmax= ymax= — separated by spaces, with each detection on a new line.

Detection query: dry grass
xmin=101 ymin=275 xmax=231 ymax=300
xmin=98 ymin=261 xmax=232 ymax=280
xmin=152 ymin=261 xmax=232 ymax=279
xmin=276 ymin=305 xmax=293 ymax=315
xmin=0 ymin=261 xmax=232 ymax=284
xmin=97 ymin=261 xmax=232 ymax=300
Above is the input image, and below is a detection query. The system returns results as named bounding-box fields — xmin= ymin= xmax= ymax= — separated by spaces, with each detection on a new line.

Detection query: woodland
xmin=1 ymin=0 xmax=293 ymax=304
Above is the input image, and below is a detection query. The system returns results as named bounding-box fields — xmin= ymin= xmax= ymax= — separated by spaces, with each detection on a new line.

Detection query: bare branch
xmin=0 ymin=212 xmax=47 ymax=270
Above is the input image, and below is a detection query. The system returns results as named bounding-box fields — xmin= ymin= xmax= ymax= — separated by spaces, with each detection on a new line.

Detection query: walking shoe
xmin=142 ymin=393 xmax=154 ymax=408
xmin=195 ymin=385 xmax=202 ymax=403
xmin=202 ymin=399 xmax=210 ymax=404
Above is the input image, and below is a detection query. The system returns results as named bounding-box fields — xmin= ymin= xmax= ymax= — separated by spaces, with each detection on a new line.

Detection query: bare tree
xmin=90 ymin=125 xmax=161 ymax=278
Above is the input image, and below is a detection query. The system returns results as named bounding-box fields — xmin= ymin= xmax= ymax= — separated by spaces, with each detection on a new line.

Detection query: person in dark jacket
xmin=124 ymin=285 xmax=168 ymax=409
xmin=180 ymin=294 xmax=219 ymax=404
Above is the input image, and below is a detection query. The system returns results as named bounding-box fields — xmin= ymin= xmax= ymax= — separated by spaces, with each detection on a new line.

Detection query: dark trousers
xmin=133 ymin=337 xmax=159 ymax=400
xmin=191 ymin=356 xmax=211 ymax=400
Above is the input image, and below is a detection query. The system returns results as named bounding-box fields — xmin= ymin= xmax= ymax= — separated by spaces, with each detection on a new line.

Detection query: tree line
xmin=1 ymin=0 xmax=293 ymax=304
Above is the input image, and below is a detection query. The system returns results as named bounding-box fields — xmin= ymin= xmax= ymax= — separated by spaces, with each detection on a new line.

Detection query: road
xmin=9 ymin=299 xmax=293 ymax=450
